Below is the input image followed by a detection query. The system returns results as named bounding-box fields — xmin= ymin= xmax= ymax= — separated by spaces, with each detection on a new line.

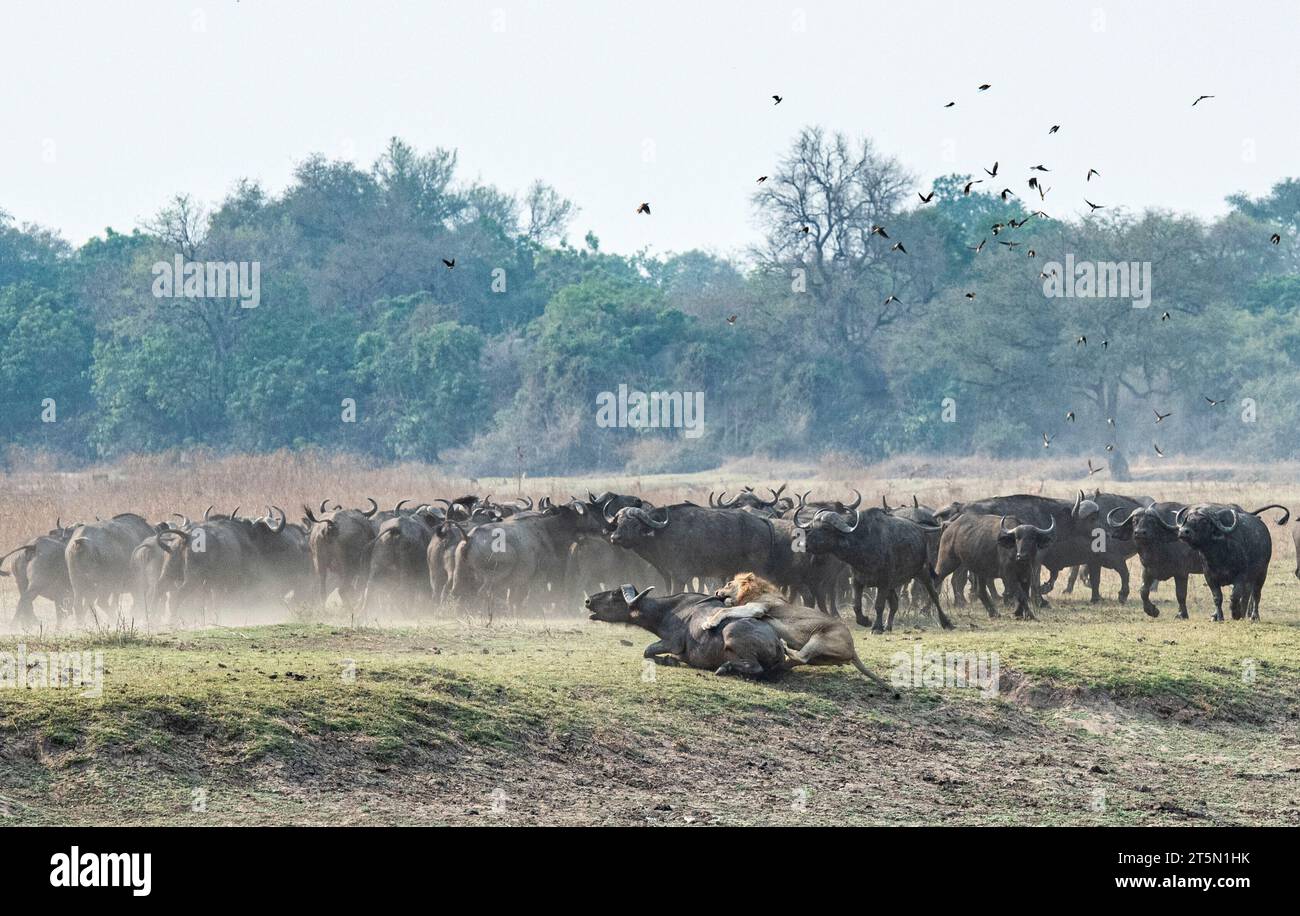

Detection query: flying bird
xmin=999 ymin=240 xmax=1021 ymax=250
xmin=871 ymin=225 xmax=890 ymax=238
xmin=1042 ymin=432 xmax=1053 ymax=449
xmin=1205 ymin=396 xmax=1224 ymax=406
xmin=1087 ymin=459 xmax=1102 ymax=476
xmin=1153 ymin=409 xmax=1171 ymax=423
xmin=1192 ymin=94 xmax=1215 ymax=106
xmin=1154 ymin=443 xmax=1166 ymax=458
xmin=1030 ymin=164 xmax=1050 ymax=172
xmin=985 ymin=161 xmax=999 ymax=177
xmin=918 ymin=190 xmax=935 ymax=203
xmin=756 ymin=176 xmax=768 ymax=183
xmin=1086 ymin=168 xmax=1100 ymax=181
xmin=772 ymin=94 xmax=783 ymax=105
xmin=726 ymin=314 xmax=737 ymax=325
xmin=1066 ymin=411 xmax=1076 ymax=422
xmin=1105 ymin=443 xmax=1115 ymax=452
xmin=944 ymin=101 xmax=956 ymax=108
xmin=884 ymin=294 xmax=902 ymax=305
xmin=1048 ymin=125 xmax=1060 ymax=134
xmin=890 ymin=242 xmax=908 ymax=254
xmin=1076 ymin=335 xmax=1087 ymax=346
xmin=636 ymin=202 xmax=651 ymax=215
xmin=1027 ymin=249 xmax=1037 ymax=258
xmin=1000 ymin=188 xmax=1016 ymax=200
xmin=964 ymin=179 xmax=983 ymax=195
xmin=800 ymin=224 xmax=811 ymax=234
xmin=1084 ymin=199 xmax=1104 ymax=212
xmin=1161 ymin=311 xmax=1172 ymax=321
xmin=964 ymin=291 xmax=977 ymax=299
xmin=1107 ymin=418 xmax=1115 ymax=427
xmin=978 ymin=83 xmax=991 ymax=91
xmin=441 ymin=258 xmax=455 ymax=269
xmin=970 ymin=239 xmax=987 ymax=253
xmin=1271 ymin=233 xmax=1282 ymax=245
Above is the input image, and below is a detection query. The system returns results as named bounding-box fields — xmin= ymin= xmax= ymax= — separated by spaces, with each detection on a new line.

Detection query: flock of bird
xmin=629 ymin=83 xmax=1289 ymax=477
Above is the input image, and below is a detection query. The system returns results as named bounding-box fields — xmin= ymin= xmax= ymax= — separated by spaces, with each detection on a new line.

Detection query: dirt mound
xmin=998 ymin=669 xmax=1223 ymax=724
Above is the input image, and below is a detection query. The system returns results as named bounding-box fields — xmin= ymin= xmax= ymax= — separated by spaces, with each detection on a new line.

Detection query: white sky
xmin=1 ymin=0 xmax=1297 ymax=257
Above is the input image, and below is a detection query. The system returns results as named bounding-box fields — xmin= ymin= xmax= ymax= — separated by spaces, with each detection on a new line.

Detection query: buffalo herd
xmin=0 ymin=486 xmax=1293 ymax=633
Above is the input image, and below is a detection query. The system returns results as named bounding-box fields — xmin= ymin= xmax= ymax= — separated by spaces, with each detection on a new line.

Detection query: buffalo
xmin=302 ymin=501 xmax=381 ymax=608
xmin=795 ymin=493 xmax=953 ymax=633
xmin=935 ymin=514 xmax=1055 ymax=619
xmin=585 ymin=585 xmax=785 ymax=678
xmin=606 ymin=502 xmax=782 ymax=594
xmin=1 ymin=521 xmax=76 ymax=627
xmin=65 ymin=513 xmax=155 ymax=624
xmin=935 ymin=492 xmax=1101 ymax=608
xmin=1106 ymin=502 xmax=1204 ymax=618
xmin=1175 ymin=503 xmax=1289 ymax=621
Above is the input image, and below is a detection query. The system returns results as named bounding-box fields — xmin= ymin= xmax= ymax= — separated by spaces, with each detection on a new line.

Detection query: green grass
xmin=3 ymin=567 xmax=1300 ymax=825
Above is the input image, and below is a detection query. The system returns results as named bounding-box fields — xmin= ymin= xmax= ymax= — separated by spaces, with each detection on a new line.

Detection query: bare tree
xmin=141 ymin=194 xmax=206 ymax=258
xmin=523 ymin=181 xmax=577 ymax=244
xmin=752 ymin=127 xmax=913 ymax=352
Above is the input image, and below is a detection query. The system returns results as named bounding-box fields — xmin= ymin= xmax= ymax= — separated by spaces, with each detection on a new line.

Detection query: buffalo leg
xmin=884 ymin=589 xmax=900 ymax=631
xmin=950 ymin=566 xmax=968 ymax=607
xmin=1229 ymin=578 xmax=1248 ymax=620
xmin=315 ymin=562 xmax=330 ymax=604
xmin=1086 ymin=561 xmax=1103 ymax=603
xmin=1011 ymin=578 xmax=1032 ymax=619
xmin=1174 ymin=574 xmax=1189 ymax=619
xmin=11 ymin=595 xmax=38 ymax=629
xmin=1140 ymin=569 xmax=1159 ymax=617
xmin=1114 ymin=561 xmax=1130 ymax=604
xmin=975 ymin=576 xmax=998 ymax=618
xmin=917 ymin=574 xmax=954 ymax=629
xmin=1033 ymin=561 xmax=1050 ymax=609
xmin=170 ymin=579 xmax=204 ymax=627
xmin=1208 ymin=582 xmax=1225 ymax=621
xmin=870 ymin=589 xmax=888 ymax=634
xmin=853 ymin=575 xmax=870 ymax=628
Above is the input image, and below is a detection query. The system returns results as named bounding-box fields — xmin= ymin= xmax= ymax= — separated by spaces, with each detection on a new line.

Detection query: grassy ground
xmin=3 ymin=574 xmax=1299 ymax=826
xmin=2 ymin=458 xmax=1299 ymax=825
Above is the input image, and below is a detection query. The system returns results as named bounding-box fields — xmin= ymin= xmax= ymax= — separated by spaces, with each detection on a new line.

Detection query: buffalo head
xmin=608 ymin=506 xmax=669 ymax=545
xmin=996 ymin=515 xmax=1055 ymax=563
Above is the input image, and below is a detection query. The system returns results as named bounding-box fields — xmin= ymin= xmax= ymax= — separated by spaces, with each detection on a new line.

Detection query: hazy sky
xmin=2 ymin=0 xmax=1297 ymax=258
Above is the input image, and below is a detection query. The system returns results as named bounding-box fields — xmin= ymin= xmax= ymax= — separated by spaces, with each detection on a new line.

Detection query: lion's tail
xmin=850 ymin=650 xmax=892 ymax=691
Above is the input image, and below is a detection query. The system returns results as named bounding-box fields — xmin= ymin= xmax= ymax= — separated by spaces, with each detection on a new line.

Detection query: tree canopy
xmin=1 ymin=130 xmax=1297 ymax=476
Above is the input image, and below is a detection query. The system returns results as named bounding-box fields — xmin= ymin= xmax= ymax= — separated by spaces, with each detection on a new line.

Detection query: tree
xmin=752 ymin=126 xmax=915 ymax=350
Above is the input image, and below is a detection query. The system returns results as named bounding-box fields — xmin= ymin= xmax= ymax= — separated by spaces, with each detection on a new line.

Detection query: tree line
xmin=2 ymin=131 xmax=1298 ymax=477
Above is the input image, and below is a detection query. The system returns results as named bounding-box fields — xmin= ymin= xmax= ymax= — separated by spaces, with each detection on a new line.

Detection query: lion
xmin=704 ymin=573 xmax=888 ymax=687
